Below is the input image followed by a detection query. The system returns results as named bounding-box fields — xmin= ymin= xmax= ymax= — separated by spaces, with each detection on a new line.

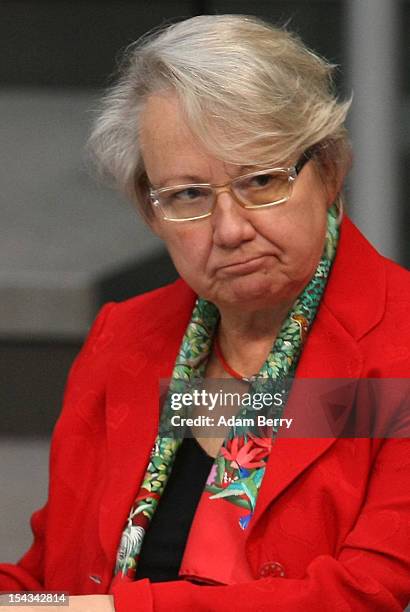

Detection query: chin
xmin=219 ymin=285 xmax=287 ymax=312
xmin=221 ymin=273 xmax=307 ymax=310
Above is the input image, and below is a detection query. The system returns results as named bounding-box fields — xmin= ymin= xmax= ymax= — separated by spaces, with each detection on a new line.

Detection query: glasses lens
xmin=158 ymin=186 xmax=214 ymax=220
xmin=233 ymin=170 xmax=291 ymax=207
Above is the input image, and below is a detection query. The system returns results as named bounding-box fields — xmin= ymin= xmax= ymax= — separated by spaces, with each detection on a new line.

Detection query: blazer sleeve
xmin=0 ymin=302 xmax=116 ymax=592
xmin=112 ymin=435 xmax=410 ymax=612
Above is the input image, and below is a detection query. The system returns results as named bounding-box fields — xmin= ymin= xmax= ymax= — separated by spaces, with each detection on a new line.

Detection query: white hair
xmin=88 ymin=14 xmax=352 ymax=219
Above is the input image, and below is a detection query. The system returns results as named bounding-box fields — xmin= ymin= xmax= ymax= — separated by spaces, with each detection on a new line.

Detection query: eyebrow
xmin=155 ymin=175 xmax=207 ymax=188
xmin=154 ymin=166 xmax=259 ymax=188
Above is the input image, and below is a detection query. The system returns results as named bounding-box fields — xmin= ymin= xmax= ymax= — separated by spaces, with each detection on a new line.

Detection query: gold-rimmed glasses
xmin=149 ymin=153 xmax=310 ymax=222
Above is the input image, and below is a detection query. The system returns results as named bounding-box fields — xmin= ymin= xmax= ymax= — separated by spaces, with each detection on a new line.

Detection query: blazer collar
xmin=323 ymin=216 xmax=386 ymax=340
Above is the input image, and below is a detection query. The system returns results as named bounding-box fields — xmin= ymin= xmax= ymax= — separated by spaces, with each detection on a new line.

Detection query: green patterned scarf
xmin=113 ymin=205 xmax=339 ymax=581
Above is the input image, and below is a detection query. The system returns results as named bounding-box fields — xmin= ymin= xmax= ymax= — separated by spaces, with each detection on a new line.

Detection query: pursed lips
xmin=216 ymin=254 xmax=271 ymax=273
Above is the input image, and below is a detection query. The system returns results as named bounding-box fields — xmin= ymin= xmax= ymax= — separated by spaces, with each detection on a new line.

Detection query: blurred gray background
xmin=1 ymin=0 xmax=409 ymax=589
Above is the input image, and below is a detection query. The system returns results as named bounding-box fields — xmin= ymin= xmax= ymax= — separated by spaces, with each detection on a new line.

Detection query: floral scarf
xmin=112 ymin=205 xmax=339 ymax=583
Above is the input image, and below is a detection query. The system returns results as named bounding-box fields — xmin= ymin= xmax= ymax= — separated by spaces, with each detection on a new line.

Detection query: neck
xmin=215 ymin=302 xmax=291 ymax=378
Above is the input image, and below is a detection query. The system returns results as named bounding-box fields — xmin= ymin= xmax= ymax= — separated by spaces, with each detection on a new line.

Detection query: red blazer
xmin=1 ymin=218 xmax=409 ymax=611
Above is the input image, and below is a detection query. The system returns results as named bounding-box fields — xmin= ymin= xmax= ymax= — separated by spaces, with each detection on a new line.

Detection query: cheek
xmin=292 ymin=221 xmax=328 ymax=278
xmin=163 ymin=227 xmax=210 ymax=275
xmin=267 ymin=212 xmax=327 ymax=278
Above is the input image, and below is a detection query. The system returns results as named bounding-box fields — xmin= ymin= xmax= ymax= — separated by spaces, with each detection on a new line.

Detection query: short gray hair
xmin=88 ymin=14 xmax=352 ymax=219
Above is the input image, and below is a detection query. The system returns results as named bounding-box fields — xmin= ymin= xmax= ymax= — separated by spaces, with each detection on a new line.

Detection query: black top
xmin=135 ymin=437 xmax=214 ymax=582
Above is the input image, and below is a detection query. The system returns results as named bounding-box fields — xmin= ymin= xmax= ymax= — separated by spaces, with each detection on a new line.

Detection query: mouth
xmin=217 ymin=255 xmax=270 ymax=275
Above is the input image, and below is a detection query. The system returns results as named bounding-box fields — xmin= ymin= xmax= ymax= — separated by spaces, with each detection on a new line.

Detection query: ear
xmin=147 ymin=213 xmax=164 ymax=238
xmin=318 ymin=145 xmax=352 ymax=208
xmin=326 ymin=172 xmax=344 ymax=209
xmin=135 ymin=174 xmax=164 ymax=237
xmin=140 ymin=204 xmax=164 ymax=238
xmin=318 ymin=158 xmax=348 ymax=209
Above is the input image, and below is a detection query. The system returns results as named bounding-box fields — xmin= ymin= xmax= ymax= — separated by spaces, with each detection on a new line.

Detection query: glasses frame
xmin=149 ymin=151 xmax=311 ymax=222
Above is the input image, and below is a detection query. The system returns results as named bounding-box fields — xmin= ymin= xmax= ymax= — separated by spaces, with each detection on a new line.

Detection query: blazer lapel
xmin=248 ymin=303 xmax=364 ymax=535
xmin=98 ymin=352 xmax=160 ymax=565
xmin=98 ymin=282 xmax=196 ymax=566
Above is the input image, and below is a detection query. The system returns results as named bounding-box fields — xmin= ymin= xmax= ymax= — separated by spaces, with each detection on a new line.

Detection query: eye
xmin=248 ymin=173 xmax=274 ymax=188
xmin=170 ymin=187 xmax=205 ymax=202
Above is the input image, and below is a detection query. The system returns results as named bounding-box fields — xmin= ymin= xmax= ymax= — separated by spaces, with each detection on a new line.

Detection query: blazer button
xmin=259 ymin=561 xmax=286 ymax=578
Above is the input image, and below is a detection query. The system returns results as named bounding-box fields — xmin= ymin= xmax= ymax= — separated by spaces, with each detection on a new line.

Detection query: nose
xmin=211 ymin=189 xmax=256 ymax=249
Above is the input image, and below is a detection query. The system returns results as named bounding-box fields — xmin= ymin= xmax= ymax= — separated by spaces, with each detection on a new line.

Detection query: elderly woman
xmin=1 ymin=14 xmax=409 ymax=612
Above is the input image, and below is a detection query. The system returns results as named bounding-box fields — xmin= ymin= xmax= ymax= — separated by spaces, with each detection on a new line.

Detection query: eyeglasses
xmin=149 ymin=152 xmax=311 ymax=222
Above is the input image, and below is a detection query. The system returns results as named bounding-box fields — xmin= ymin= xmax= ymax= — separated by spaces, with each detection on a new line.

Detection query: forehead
xmin=140 ymin=93 xmax=191 ymax=150
xmin=140 ymin=93 xmax=238 ymax=184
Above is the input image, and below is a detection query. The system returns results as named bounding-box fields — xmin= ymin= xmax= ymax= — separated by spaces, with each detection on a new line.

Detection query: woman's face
xmin=140 ymin=93 xmax=334 ymax=313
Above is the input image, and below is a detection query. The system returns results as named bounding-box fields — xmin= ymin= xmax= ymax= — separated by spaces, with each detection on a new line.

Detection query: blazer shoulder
xmin=359 ymin=256 xmax=410 ymax=375
xmin=94 ymin=278 xmax=196 ymax=341
xmin=108 ymin=277 xmax=189 ymax=314
xmin=382 ymin=255 xmax=410 ymax=299
xmin=380 ymin=255 xmax=410 ymax=339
